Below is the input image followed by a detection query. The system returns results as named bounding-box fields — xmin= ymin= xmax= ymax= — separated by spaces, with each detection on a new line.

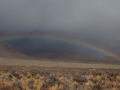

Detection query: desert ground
xmin=0 ymin=57 xmax=120 ymax=69
xmin=0 ymin=57 xmax=120 ymax=90
xmin=0 ymin=65 xmax=120 ymax=90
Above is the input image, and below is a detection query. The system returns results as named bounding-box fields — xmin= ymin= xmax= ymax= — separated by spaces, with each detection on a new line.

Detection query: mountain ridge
xmin=0 ymin=42 xmax=120 ymax=65
xmin=31 ymin=53 xmax=120 ymax=65
xmin=0 ymin=42 xmax=31 ymax=59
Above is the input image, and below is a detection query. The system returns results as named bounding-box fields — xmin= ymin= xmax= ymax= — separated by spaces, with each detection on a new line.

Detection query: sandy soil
xmin=0 ymin=57 xmax=120 ymax=69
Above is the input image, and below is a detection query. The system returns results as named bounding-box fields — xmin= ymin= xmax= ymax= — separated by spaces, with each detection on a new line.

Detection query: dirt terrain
xmin=0 ymin=57 xmax=120 ymax=69
xmin=0 ymin=57 xmax=120 ymax=90
xmin=0 ymin=65 xmax=120 ymax=90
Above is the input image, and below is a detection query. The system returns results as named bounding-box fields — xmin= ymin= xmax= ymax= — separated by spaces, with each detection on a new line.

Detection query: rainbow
xmin=0 ymin=34 xmax=120 ymax=60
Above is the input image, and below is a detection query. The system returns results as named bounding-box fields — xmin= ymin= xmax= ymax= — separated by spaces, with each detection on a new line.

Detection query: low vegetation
xmin=0 ymin=66 xmax=120 ymax=90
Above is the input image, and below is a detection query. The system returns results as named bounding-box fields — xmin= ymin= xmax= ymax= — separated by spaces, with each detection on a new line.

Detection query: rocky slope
xmin=0 ymin=42 xmax=31 ymax=59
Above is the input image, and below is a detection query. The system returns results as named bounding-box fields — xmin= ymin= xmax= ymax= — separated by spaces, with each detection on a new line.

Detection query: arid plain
xmin=0 ymin=57 xmax=120 ymax=69
xmin=0 ymin=57 xmax=120 ymax=90
xmin=0 ymin=42 xmax=120 ymax=90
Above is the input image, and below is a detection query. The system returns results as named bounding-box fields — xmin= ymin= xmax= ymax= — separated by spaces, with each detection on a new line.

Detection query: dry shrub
xmin=0 ymin=66 xmax=120 ymax=90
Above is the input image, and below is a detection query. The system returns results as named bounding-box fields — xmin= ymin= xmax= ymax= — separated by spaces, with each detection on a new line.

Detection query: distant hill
xmin=0 ymin=42 xmax=120 ymax=65
xmin=31 ymin=53 xmax=120 ymax=65
xmin=0 ymin=42 xmax=31 ymax=59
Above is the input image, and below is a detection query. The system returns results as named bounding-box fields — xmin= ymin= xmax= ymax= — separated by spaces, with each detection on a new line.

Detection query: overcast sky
xmin=0 ymin=0 xmax=120 ymax=32
xmin=0 ymin=0 xmax=120 ymax=53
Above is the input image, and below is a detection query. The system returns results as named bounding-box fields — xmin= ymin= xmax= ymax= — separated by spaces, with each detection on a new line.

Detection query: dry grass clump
xmin=0 ymin=66 xmax=120 ymax=90
xmin=0 ymin=71 xmax=21 ymax=90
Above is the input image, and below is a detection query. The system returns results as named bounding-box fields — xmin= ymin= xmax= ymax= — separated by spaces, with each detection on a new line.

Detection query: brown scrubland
xmin=0 ymin=66 xmax=120 ymax=90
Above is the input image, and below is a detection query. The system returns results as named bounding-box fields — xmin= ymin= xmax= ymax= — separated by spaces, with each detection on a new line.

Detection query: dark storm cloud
xmin=0 ymin=0 xmax=120 ymax=33
xmin=0 ymin=0 xmax=120 ymax=54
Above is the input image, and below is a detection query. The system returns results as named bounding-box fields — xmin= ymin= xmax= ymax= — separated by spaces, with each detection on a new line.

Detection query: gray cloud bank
xmin=0 ymin=0 xmax=120 ymax=32
xmin=0 ymin=0 xmax=120 ymax=54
